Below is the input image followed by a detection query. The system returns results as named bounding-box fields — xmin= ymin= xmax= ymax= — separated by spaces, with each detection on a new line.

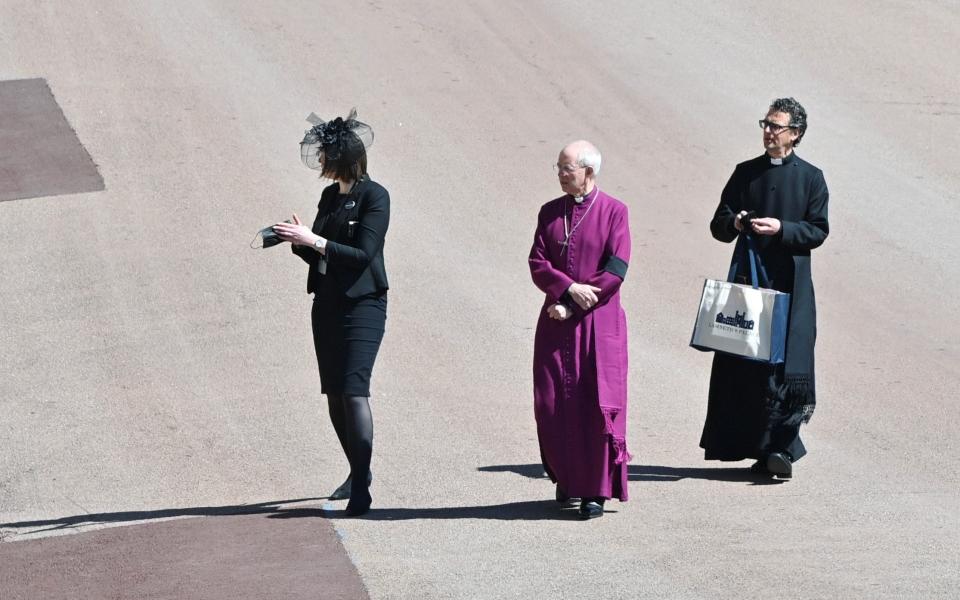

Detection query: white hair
xmin=577 ymin=143 xmax=602 ymax=175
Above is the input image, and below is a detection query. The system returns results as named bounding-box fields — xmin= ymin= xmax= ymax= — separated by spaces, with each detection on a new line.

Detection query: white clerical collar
xmin=573 ymin=186 xmax=599 ymax=204
xmin=768 ymin=151 xmax=796 ymax=165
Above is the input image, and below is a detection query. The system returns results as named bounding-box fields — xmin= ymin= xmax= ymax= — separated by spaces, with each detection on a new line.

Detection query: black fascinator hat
xmin=300 ymin=108 xmax=374 ymax=172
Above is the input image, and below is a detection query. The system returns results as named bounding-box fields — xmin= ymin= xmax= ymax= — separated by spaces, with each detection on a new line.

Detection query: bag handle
xmin=727 ymin=233 xmax=771 ymax=289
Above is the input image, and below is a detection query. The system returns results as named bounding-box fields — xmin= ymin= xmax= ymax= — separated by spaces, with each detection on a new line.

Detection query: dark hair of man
xmin=321 ymin=149 xmax=368 ymax=182
xmin=769 ymin=97 xmax=808 ymax=146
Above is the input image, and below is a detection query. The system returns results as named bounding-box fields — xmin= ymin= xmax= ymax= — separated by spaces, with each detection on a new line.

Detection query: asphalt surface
xmin=1 ymin=2 xmax=958 ymax=599
xmin=0 ymin=78 xmax=104 ymax=202
xmin=0 ymin=506 xmax=368 ymax=599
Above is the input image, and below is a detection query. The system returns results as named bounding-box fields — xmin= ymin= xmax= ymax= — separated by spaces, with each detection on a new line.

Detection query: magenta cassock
xmin=528 ymin=188 xmax=632 ymax=501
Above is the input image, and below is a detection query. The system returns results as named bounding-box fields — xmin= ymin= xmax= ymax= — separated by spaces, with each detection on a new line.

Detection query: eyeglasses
xmin=553 ymin=163 xmax=585 ymax=175
xmin=759 ymin=119 xmax=795 ymax=134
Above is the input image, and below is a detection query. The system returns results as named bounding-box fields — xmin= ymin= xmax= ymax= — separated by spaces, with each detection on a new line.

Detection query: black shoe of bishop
xmin=578 ymin=498 xmax=605 ymax=520
xmin=749 ymin=460 xmax=771 ymax=475
xmin=329 ymin=471 xmax=373 ymax=500
xmin=766 ymin=453 xmax=793 ymax=479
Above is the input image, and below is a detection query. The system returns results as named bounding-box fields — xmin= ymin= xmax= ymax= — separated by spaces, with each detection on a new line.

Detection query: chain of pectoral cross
xmin=558 ymin=187 xmax=599 ymax=254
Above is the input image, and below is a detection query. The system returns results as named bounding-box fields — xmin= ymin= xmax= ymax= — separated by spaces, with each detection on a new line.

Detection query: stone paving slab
xmin=0 ymin=511 xmax=367 ymax=600
xmin=0 ymin=78 xmax=104 ymax=202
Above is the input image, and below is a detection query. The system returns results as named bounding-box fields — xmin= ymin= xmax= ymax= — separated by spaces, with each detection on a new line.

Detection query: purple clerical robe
xmin=529 ymin=187 xmax=631 ymax=501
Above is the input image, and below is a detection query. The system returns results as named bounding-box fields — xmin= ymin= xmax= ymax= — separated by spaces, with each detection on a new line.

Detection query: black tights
xmin=327 ymin=393 xmax=373 ymax=497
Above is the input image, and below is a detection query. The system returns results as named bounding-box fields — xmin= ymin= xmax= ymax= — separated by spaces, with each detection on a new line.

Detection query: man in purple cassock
xmin=528 ymin=140 xmax=632 ymax=520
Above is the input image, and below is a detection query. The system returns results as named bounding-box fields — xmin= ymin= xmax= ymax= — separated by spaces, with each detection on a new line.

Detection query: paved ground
xmin=1 ymin=1 xmax=958 ymax=599
xmin=0 ymin=78 xmax=104 ymax=202
xmin=0 ymin=503 xmax=368 ymax=600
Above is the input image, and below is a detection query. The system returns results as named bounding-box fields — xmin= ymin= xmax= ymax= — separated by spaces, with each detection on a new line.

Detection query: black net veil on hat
xmin=299 ymin=108 xmax=374 ymax=171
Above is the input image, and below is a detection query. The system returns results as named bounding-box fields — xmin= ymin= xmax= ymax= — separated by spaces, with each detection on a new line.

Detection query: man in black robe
xmin=700 ymin=97 xmax=829 ymax=479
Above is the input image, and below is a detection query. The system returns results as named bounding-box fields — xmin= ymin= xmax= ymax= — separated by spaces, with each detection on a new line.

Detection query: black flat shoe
xmin=766 ymin=453 xmax=793 ymax=479
xmin=345 ymin=491 xmax=372 ymax=517
xmin=329 ymin=471 xmax=373 ymax=501
xmin=749 ymin=460 xmax=771 ymax=475
xmin=578 ymin=499 xmax=604 ymax=520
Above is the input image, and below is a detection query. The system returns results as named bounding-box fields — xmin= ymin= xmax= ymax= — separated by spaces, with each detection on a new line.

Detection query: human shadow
xmin=476 ymin=464 xmax=548 ymax=479
xmin=2 ymin=496 xmax=590 ymax=531
xmin=0 ymin=496 xmax=326 ymax=534
xmin=270 ymin=500 xmax=606 ymax=522
xmin=477 ymin=463 xmax=785 ymax=486
xmin=628 ymin=465 xmax=785 ymax=485
xmin=2 ymin=463 xmax=780 ymax=533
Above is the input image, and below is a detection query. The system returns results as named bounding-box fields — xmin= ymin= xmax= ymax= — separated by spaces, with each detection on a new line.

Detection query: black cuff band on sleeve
xmin=603 ymin=255 xmax=628 ymax=279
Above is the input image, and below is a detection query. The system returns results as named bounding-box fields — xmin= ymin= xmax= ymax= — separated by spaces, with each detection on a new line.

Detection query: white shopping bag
xmin=691 ymin=234 xmax=791 ymax=363
xmin=690 ymin=279 xmax=790 ymax=363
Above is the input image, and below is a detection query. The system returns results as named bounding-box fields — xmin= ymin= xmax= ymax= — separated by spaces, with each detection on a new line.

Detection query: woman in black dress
xmin=273 ymin=109 xmax=389 ymax=516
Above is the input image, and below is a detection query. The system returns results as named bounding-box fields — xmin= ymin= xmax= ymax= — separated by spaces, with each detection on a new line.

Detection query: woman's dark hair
xmin=321 ymin=145 xmax=368 ymax=182
xmin=769 ymin=97 xmax=808 ymax=146
xmin=302 ymin=109 xmax=373 ymax=181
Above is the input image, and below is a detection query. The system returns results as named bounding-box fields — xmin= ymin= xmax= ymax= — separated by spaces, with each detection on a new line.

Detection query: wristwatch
xmin=313 ymin=237 xmax=326 ymax=250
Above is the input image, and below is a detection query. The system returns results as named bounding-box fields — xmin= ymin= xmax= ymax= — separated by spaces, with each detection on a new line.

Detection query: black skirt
xmin=311 ymin=292 xmax=387 ymax=397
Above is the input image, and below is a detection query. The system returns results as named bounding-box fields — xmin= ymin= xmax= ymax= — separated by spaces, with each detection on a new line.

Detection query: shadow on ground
xmin=0 ymin=463 xmax=783 ymax=534
xmin=1 ymin=497 xmax=592 ymax=532
xmin=0 ymin=497 xmax=325 ymax=534
xmin=269 ymin=500 xmax=599 ymax=522
xmin=478 ymin=463 xmax=786 ymax=485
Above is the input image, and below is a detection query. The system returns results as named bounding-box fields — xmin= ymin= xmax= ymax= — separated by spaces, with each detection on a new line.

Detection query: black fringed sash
xmin=730 ymin=235 xmax=817 ymax=424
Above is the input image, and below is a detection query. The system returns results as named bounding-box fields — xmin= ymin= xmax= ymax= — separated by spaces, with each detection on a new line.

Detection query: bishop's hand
xmin=567 ymin=283 xmax=602 ymax=310
xmin=547 ymin=303 xmax=571 ymax=321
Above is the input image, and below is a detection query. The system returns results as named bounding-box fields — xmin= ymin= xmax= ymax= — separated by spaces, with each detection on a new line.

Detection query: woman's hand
xmin=547 ymin=303 xmax=571 ymax=321
xmin=567 ymin=283 xmax=602 ymax=310
xmin=273 ymin=213 xmax=321 ymax=247
xmin=751 ymin=217 xmax=781 ymax=236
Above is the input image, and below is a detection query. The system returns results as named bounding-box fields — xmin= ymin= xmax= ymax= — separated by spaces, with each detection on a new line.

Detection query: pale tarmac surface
xmin=1 ymin=1 xmax=958 ymax=598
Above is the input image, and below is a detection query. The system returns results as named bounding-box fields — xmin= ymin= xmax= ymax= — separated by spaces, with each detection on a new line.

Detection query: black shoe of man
xmin=766 ymin=453 xmax=793 ymax=479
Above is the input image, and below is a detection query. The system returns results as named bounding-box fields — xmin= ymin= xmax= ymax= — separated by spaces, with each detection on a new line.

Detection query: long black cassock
xmin=700 ymin=151 xmax=829 ymax=462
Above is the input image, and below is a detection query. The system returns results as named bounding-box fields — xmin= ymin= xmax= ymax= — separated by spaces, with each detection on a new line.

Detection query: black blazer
xmin=292 ymin=177 xmax=390 ymax=298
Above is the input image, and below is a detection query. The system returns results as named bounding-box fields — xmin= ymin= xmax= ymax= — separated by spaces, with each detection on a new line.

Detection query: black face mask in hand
xmin=250 ymin=220 xmax=291 ymax=249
